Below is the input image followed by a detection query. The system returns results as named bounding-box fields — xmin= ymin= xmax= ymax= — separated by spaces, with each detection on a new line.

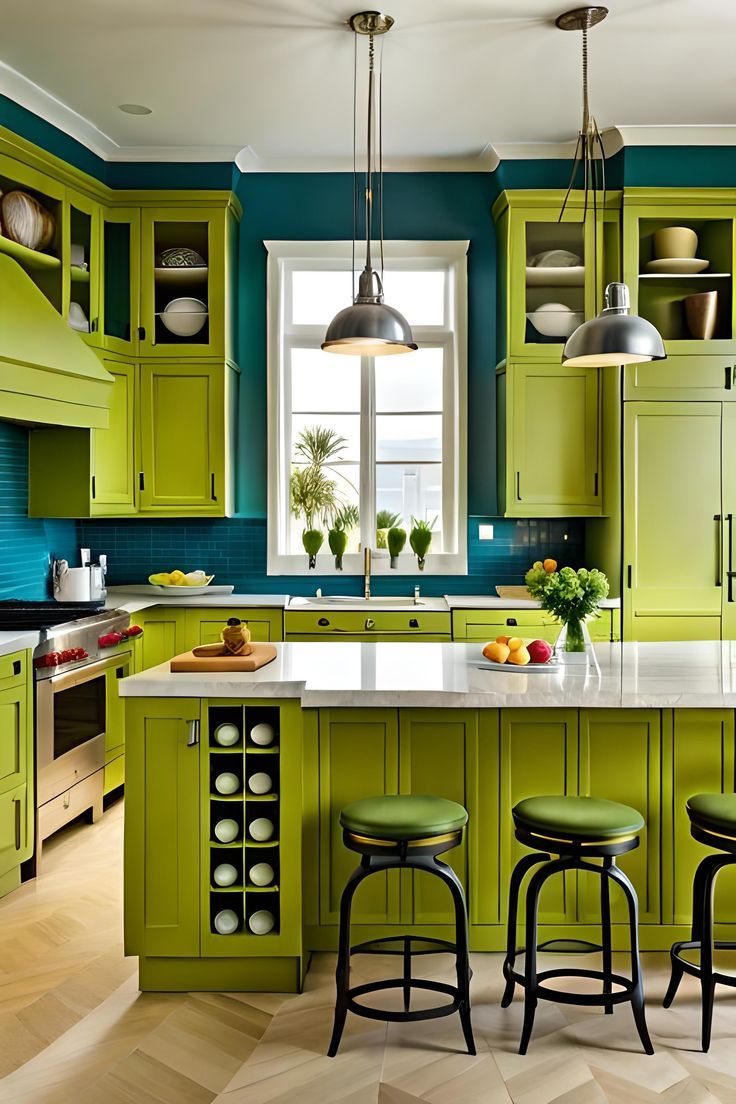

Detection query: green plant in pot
xmin=409 ymin=515 xmax=436 ymax=572
xmin=289 ymin=427 xmax=346 ymax=570
xmin=376 ymin=509 xmax=401 ymax=549
xmin=525 ymin=562 xmax=609 ymax=654
xmin=328 ymin=504 xmax=359 ymax=571
xmin=387 ymin=525 xmax=406 ymax=569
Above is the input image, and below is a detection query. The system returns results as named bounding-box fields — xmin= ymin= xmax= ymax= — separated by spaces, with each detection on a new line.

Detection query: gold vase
xmin=684 ymin=290 xmax=718 ymax=340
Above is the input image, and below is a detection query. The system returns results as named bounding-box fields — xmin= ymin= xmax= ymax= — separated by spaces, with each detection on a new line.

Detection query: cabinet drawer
xmin=188 ymin=608 xmax=284 ymax=646
xmin=624 ymin=355 xmax=736 ymax=401
xmin=38 ymin=770 xmax=103 ymax=843
xmin=284 ymin=609 xmax=451 ymax=637
xmin=0 ymin=650 xmax=27 ymax=693
xmin=453 ymin=609 xmax=559 ymax=643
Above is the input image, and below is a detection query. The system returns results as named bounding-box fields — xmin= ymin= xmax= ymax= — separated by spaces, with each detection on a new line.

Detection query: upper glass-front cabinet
xmin=623 ymin=191 xmax=736 ymax=357
xmin=139 ymin=208 xmax=227 ymax=358
xmin=64 ymin=188 xmax=101 ymax=347
xmin=493 ymin=190 xmax=621 ymax=362
xmin=0 ymin=154 xmax=65 ymax=311
xmin=102 ymin=207 xmax=141 ymax=356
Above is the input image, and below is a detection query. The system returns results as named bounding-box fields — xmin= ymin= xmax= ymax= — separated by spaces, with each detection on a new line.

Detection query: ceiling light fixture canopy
xmin=562 ymin=282 xmax=666 ymax=366
xmin=322 ymin=10 xmax=417 ymax=356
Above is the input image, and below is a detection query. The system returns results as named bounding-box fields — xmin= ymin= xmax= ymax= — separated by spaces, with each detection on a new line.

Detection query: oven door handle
xmin=43 ymin=652 xmax=132 ymax=691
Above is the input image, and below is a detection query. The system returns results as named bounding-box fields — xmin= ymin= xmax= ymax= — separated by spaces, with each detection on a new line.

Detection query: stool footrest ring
xmin=508 ymin=966 xmax=637 ymax=1007
xmin=671 ymin=940 xmax=736 ymax=989
xmin=347 ymin=978 xmax=462 ymax=1023
xmin=351 ymin=934 xmax=457 ymax=956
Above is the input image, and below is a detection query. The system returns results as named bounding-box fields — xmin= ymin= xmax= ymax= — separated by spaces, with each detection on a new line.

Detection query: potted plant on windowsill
xmin=524 ymin=561 xmax=609 ymax=660
xmin=328 ymin=504 xmax=359 ymax=571
xmin=289 ymin=426 xmax=358 ymax=570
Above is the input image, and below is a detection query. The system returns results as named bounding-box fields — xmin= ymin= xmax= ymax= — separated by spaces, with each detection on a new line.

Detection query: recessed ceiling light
xmin=118 ymin=103 xmax=152 ymax=115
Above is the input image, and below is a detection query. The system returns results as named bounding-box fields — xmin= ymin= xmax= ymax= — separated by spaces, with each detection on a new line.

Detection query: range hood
xmin=0 ymin=253 xmax=112 ymax=429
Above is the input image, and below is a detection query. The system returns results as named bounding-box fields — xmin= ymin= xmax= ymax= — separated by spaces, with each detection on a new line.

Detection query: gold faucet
xmin=364 ymin=546 xmax=371 ymax=600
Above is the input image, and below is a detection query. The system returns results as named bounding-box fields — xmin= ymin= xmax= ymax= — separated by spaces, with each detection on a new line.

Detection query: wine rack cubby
xmin=207 ymin=704 xmax=281 ymax=938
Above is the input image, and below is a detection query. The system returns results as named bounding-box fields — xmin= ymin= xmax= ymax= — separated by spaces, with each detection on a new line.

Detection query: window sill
xmin=267 ymin=552 xmax=468 ymax=577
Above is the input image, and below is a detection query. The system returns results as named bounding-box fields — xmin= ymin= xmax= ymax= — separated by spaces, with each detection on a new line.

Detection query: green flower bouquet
xmin=525 ymin=564 xmax=609 ymax=653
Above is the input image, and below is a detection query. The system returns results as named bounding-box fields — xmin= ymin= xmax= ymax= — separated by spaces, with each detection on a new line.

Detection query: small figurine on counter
xmin=221 ymin=617 xmax=253 ymax=656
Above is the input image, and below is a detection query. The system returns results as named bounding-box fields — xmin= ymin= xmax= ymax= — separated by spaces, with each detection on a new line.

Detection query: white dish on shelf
xmin=248 ymin=771 xmax=272 ymax=794
xmin=526 ymin=265 xmax=585 ymax=287
xmin=213 ymin=863 xmax=239 ymax=887
xmin=527 ymin=304 xmax=583 ymax=338
xmin=214 ymin=818 xmax=239 ymax=843
xmin=215 ymin=771 xmax=240 ymax=795
xmin=159 ymin=296 xmax=208 ymax=336
xmin=644 ymin=257 xmax=709 ymax=275
xmin=248 ymin=862 xmax=274 ymax=887
xmin=214 ymin=908 xmax=240 ymax=935
xmin=250 ymin=722 xmax=275 ymax=747
xmin=248 ymin=909 xmax=275 ymax=935
xmin=249 ymin=817 xmax=274 ymax=842
xmin=155 ymin=265 xmax=208 ymax=285
xmin=213 ymin=723 xmax=240 ymax=747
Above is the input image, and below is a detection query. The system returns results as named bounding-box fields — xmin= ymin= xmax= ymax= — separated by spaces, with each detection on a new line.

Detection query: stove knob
xmin=99 ymin=632 xmax=124 ymax=649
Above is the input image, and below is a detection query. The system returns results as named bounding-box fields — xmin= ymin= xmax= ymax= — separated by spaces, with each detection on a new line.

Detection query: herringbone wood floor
xmin=2 ymin=800 xmax=736 ymax=1102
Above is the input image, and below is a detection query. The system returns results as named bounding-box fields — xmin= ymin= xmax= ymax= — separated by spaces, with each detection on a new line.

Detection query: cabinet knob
xmin=506 ymin=617 xmax=518 ymax=626
xmin=409 ymin=618 xmax=419 ymax=628
xmin=318 ymin=617 xmax=330 ymax=627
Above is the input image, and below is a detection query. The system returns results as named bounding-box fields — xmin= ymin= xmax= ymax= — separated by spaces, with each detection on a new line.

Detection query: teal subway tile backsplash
xmin=0 ymin=423 xmax=77 ymax=599
xmin=78 ymin=516 xmax=585 ymax=595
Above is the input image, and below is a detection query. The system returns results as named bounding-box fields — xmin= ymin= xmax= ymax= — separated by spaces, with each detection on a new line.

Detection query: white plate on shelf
xmin=477 ymin=659 xmax=561 ymax=673
xmin=526 ymin=265 xmax=585 ymax=287
xmin=155 ymin=266 xmax=208 ymax=285
xmin=151 ymin=583 xmax=235 ymax=596
xmin=644 ymin=257 xmax=709 ymax=275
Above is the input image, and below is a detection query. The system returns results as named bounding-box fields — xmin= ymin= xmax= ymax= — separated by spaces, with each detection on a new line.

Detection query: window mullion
xmin=360 ymin=355 xmax=375 ymax=551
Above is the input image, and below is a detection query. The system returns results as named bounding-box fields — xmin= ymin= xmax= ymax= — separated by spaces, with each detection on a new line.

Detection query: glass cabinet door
xmin=65 ymin=188 xmax=101 ymax=347
xmin=101 ymin=207 xmax=140 ymax=355
xmin=0 ymin=153 xmax=64 ymax=311
xmin=139 ymin=208 xmax=226 ymax=358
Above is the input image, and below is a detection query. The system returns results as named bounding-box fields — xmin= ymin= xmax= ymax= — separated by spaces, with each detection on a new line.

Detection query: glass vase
xmin=555 ymin=618 xmax=592 ymax=663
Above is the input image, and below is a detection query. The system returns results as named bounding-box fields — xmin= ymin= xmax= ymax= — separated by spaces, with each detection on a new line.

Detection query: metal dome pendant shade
xmin=555 ymin=6 xmax=666 ymax=367
xmin=322 ymin=11 xmax=417 ymax=356
xmin=563 ymin=282 xmax=666 ymax=366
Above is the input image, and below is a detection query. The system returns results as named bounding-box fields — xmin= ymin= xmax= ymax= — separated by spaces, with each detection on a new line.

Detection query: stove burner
xmin=0 ymin=599 xmax=105 ymax=630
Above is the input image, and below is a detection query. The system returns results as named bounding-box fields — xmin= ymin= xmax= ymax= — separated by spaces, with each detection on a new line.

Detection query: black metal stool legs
xmin=501 ymin=852 xmax=549 ymax=1009
xmin=606 ymin=863 xmax=654 ymax=1055
xmin=519 ymin=857 xmax=570 ymax=1055
xmin=429 ymin=854 xmax=476 ymax=1055
xmin=600 ymin=857 xmax=614 ymax=1015
xmin=328 ymin=856 xmax=374 ymax=1058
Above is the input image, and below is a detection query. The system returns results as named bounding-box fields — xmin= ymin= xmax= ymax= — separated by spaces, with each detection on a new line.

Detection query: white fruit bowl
xmin=527 ymin=304 xmax=583 ymax=338
xmin=159 ymin=296 xmax=208 ymax=336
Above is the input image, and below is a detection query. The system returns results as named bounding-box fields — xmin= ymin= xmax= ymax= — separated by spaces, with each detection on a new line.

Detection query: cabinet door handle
xmin=187 ymin=719 xmax=200 ymax=747
xmin=728 ymin=513 xmax=734 ymax=603
xmin=506 ymin=617 xmax=518 ymax=626
xmin=727 ymin=365 xmax=734 ymax=391
xmin=90 ymin=318 xmax=98 ymax=333
xmin=138 ymin=326 xmax=146 ymax=341
xmin=91 ymin=475 xmax=96 ymax=500
xmin=14 ymin=797 xmax=21 ymax=851
xmin=211 ymin=473 xmax=217 ymax=501
xmin=12 ymin=660 xmax=21 ymax=676
xmin=594 ymin=471 xmax=599 ymax=497
xmin=715 ymin=514 xmax=723 ymax=586
xmin=627 ymin=564 xmax=632 ymax=589
xmin=139 ymin=471 xmax=145 ymax=491
xmin=516 ymin=471 xmax=521 ymax=501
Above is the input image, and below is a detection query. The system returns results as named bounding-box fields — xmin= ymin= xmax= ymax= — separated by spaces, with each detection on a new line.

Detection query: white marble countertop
xmin=106 ymin=588 xmax=290 ymax=614
xmin=119 ymin=640 xmax=736 ymax=709
xmin=444 ymin=595 xmax=621 ymax=611
xmin=0 ymin=630 xmax=40 ymax=658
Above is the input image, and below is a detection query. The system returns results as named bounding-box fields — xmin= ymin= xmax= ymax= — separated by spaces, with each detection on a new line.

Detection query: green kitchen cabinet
xmin=0 ymin=153 xmax=65 ymax=312
xmin=64 ymin=187 xmax=101 ymax=348
xmin=318 ymin=709 xmax=400 ymax=927
xmin=0 ymin=652 xmax=34 ymax=898
xmin=497 ymin=360 xmax=602 ymax=518
xmin=623 ymin=402 xmax=724 ymax=640
xmin=578 ymin=710 xmax=661 ymax=925
xmin=140 ymin=207 xmax=229 ymax=360
xmin=285 ymin=608 xmax=451 ymax=642
xmin=187 ymin=608 xmax=284 ymax=646
xmin=493 ymin=190 xmax=621 ymax=363
xmin=134 ymin=608 xmax=189 ymax=669
xmin=398 ymin=710 xmax=475 ymax=926
xmin=138 ymin=360 xmax=225 ymax=512
xmin=103 ymin=652 xmax=132 ymax=796
xmin=624 ymin=355 xmax=736 ymax=402
xmin=452 ymin=608 xmax=561 ymax=645
xmin=499 ymin=709 xmax=578 ymax=926
xmin=124 ymin=697 xmax=201 ymax=957
xmin=92 ymin=356 xmax=136 ymax=512
xmin=669 ymin=710 xmax=736 ymax=928
xmin=623 ymin=191 xmax=736 ymax=359
xmin=102 ymin=206 xmax=140 ymax=356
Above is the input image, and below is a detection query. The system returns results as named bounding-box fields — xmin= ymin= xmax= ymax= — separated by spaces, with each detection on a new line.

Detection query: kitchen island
xmin=121 ymin=640 xmax=736 ymax=992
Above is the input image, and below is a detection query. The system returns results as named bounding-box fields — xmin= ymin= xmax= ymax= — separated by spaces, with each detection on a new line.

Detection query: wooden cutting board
xmin=170 ymin=643 xmax=277 ymax=672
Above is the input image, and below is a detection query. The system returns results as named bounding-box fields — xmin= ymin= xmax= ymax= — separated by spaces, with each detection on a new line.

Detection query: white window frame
xmin=266 ymin=240 xmax=468 ymax=576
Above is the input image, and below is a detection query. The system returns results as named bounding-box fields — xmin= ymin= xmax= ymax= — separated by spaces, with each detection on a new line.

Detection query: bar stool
xmin=664 ymin=793 xmax=736 ymax=1051
xmin=327 ymin=793 xmax=475 ymax=1057
xmin=501 ymin=795 xmax=653 ymax=1055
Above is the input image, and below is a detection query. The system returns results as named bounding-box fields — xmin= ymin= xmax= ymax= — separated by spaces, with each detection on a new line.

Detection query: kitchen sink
xmin=290 ymin=595 xmax=423 ymax=608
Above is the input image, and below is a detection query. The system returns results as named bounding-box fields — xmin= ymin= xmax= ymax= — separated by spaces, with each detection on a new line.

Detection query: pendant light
xmin=555 ymin=6 xmax=666 ymax=367
xmin=322 ymin=11 xmax=417 ymax=356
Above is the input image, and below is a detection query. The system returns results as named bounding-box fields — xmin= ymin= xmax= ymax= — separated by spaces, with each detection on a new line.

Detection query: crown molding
xmin=234 ymin=144 xmax=500 ymax=173
xmin=615 ymin=124 xmax=736 ymax=147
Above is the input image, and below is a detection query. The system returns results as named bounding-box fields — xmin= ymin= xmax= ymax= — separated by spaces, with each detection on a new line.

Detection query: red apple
xmin=528 ymin=638 xmax=553 ymax=664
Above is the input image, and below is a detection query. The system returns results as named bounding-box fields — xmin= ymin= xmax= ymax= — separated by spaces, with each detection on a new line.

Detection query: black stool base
xmin=501 ymin=841 xmax=653 ymax=1057
xmin=328 ymin=839 xmax=475 ymax=1058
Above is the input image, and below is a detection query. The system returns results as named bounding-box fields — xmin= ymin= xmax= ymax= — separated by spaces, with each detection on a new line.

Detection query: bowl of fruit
xmin=481 ymin=636 xmax=556 ymax=671
xmin=148 ymin=569 xmax=215 ymax=595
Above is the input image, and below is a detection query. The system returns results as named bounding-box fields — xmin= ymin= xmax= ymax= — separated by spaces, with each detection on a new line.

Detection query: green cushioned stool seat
xmin=687 ymin=793 xmax=736 ymax=836
xmin=340 ymin=794 xmax=468 ymax=841
xmin=513 ymin=795 xmax=645 ymax=841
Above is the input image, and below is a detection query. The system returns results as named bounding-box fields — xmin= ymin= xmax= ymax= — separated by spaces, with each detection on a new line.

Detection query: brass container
xmin=684 ymin=290 xmax=718 ymax=341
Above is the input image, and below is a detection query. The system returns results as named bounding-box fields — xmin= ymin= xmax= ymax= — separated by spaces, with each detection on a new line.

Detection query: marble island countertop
xmin=119 ymin=640 xmax=736 ymax=709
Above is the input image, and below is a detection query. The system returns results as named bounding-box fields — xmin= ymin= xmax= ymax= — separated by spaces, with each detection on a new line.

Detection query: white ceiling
xmin=2 ymin=0 xmax=736 ymax=167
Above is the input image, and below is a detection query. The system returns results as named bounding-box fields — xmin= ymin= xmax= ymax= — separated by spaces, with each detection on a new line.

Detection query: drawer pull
xmin=14 ymin=797 xmax=21 ymax=850
xmin=409 ymin=618 xmax=419 ymax=628
xmin=365 ymin=618 xmax=375 ymax=630
xmin=12 ymin=660 xmax=21 ymax=676
xmin=318 ymin=617 xmax=330 ymax=627
xmin=506 ymin=617 xmax=518 ymax=626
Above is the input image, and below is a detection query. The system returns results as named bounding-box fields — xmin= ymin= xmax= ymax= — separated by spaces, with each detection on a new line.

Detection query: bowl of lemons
xmin=148 ymin=569 xmax=215 ymax=595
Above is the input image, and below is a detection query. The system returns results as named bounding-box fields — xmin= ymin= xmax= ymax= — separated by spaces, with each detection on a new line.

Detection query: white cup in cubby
xmin=214 ymin=817 xmax=239 ymax=843
xmin=215 ymin=771 xmax=240 ymax=795
xmin=213 ymin=722 xmax=240 ymax=747
xmin=247 ymin=771 xmax=272 ymax=795
xmin=250 ymin=722 xmax=275 ymax=746
xmin=214 ymin=908 xmax=240 ymax=935
xmin=248 ymin=862 xmax=275 ymax=887
xmin=248 ymin=909 xmax=275 ymax=935
xmin=249 ymin=816 xmax=274 ymax=842
xmin=213 ymin=862 xmax=239 ymax=887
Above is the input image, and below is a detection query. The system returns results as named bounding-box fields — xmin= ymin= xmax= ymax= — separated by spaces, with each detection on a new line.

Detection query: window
xmin=266 ymin=241 xmax=468 ymax=575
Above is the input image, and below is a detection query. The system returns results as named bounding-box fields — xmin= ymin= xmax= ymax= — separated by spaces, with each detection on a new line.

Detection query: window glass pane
xmin=376 ymin=463 xmax=442 ymax=551
xmin=291 ymin=348 xmax=360 ymax=413
xmin=291 ymin=269 xmax=354 ymax=325
xmin=288 ymin=461 xmax=361 ymax=556
xmin=376 ymin=414 xmax=442 ymax=462
xmin=376 ymin=348 xmax=443 ymax=412
xmin=291 ymin=414 xmax=361 ymax=464
xmin=380 ymin=269 xmax=446 ymax=326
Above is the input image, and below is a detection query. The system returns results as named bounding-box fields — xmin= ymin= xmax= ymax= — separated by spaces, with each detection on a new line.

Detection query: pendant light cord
xmin=365 ymin=33 xmax=374 ymax=273
xmin=352 ymin=29 xmax=357 ymax=304
xmin=378 ymin=35 xmax=385 ymax=285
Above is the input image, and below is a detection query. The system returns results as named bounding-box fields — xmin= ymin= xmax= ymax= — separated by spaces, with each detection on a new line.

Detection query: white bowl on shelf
xmin=248 ymin=862 xmax=275 ymax=887
xmin=213 ymin=863 xmax=239 ymax=887
xmin=159 ymin=296 xmax=208 ymax=336
xmin=250 ymin=722 xmax=275 ymax=747
xmin=214 ymin=908 xmax=240 ymax=935
xmin=527 ymin=303 xmax=583 ymax=338
xmin=214 ymin=818 xmax=239 ymax=843
xmin=248 ymin=909 xmax=275 ymax=935
xmin=213 ymin=723 xmax=240 ymax=747
xmin=249 ymin=817 xmax=274 ymax=842
xmin=215 ymin=772 xmax=240 ymax=795
xmin=247 ymin=771 xmax=272 ymax=794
